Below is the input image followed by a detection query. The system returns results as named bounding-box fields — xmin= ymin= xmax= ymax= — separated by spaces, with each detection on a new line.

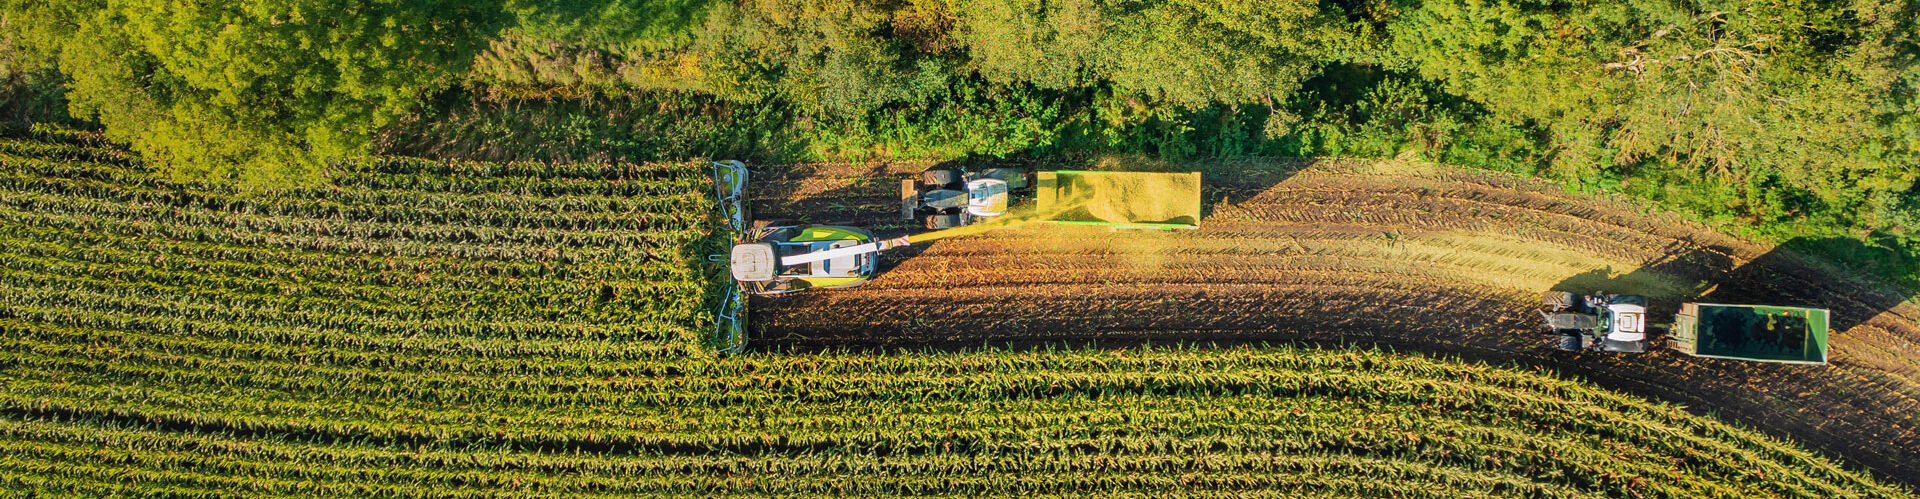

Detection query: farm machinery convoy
xmin=707 ymin=160 xmax=1200 ymax=351
xmin=1538 ymin=291 xmax=1830 ymax=364
xmin=707 ymin=160 xmax=1832 ymax=364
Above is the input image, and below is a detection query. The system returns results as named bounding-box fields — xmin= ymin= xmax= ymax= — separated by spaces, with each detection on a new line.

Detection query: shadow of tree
xmin=374 ymin=92 xmax=809 ymax=165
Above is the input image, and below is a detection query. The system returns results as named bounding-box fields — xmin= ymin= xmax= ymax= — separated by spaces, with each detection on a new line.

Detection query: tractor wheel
xmin=922 ymin=168 xmax=962 ymax=189
xmin=1551 ymin=334 xmax=1583 ymax=352
xmin=1542 ymin=291 xmax=1576 ymax=310
xmin=926 ymin=213 xmax=963 ymax=230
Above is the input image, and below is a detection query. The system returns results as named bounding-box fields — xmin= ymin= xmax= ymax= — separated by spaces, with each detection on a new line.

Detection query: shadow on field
xmin=744 ymin=163 xmax=1920 ymax=486
xmin=1190 ymin=157 xmax=1312 ymax=221
xmin=743 ymin=157 xmax=1316 ymax=341
xmin=739 ymin=154 xmax=1310 ymax=276
xmin=1550 ymin=236 xmax=1914 ymax=336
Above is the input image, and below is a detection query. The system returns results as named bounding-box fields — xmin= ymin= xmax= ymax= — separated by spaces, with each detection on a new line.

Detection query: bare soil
xmin=747 ymin=157 xmax=1920 ymax=486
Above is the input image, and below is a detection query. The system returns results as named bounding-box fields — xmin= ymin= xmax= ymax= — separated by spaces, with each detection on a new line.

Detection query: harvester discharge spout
xmin=778 ymin=236 xmax=913 ymax=266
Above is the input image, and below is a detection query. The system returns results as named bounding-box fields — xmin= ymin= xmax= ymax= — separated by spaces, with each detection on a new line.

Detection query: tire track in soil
xmin=746 ymin=158 xmax=1920 ymax=486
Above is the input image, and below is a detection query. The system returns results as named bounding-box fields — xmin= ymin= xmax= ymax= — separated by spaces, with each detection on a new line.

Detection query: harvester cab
xmin=713 ymin=160 xmax=902 ymax=297
xmin=709 ymin=160 xmax=915 ymax=353
xmin=1539 ymin=291 xmax=1650 ymax=353
xmin=729 ymin=225 xmax=890 ymax=295
xmin=902 ymin=167 xmax=1029 ymax=229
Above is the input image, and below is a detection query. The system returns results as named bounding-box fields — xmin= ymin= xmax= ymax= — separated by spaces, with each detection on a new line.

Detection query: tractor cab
xmin=730 ymin=225 xmax=879 ymax=296
xmin=1540 ymin=291 xmax=1650 ymax=353
xmin=1606 ymin=300 xmax=1649 ymax=349
xmin=965 ymin=178 xmax=1010 ymax=217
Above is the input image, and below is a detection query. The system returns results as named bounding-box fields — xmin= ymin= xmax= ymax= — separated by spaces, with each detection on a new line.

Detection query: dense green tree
xmin=468 ymin=0 xmax=715 ymax=97
xmin=0 ymin=11 xmax=67 ymax=126
xmin=2 ymin=0 xmax=1913 ymax=259
xmin=3 ymin=0 xmax=505 ymax=187
xmin=1384 ymin=0 xmax=1915 ymax=226
xmin=699 ymin=0 xmax=945 ymax=113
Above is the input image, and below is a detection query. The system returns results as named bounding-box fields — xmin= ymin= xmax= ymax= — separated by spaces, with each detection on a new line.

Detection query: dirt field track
xmin=745 ymin=158 xmax=1920 ymax=485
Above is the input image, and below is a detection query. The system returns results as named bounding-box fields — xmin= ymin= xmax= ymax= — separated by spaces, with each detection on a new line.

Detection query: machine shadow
xmin=1190 ymin=157 xmax=1314 ymax=221
xmin=1549 ymin=236 xmax=1913 ymax=337
xmin=746 ymin=156 xmax=1317 ymax=352
xmin=735 ymin=163 xmax=1920 ymax=486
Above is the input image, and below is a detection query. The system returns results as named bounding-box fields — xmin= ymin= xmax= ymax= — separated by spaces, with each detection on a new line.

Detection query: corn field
xmin=751 ymin=158 xmax=1920 ymax=485
xmin=0 ymin=126 xmax=1910 ymax=497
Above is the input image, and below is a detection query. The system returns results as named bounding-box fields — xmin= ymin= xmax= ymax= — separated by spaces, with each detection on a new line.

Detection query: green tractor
xmin=900 ymin=166 xmax=1029 ymax=229
xmin=901 ymin=168 xmax=1204 ymax=230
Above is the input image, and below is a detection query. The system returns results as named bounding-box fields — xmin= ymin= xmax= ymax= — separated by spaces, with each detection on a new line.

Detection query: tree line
xmin=1 ymin=0 xmax=1915 ymax=263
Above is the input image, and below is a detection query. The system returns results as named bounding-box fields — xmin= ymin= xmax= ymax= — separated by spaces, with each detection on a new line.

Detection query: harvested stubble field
xmin=0 ymin=127 xmax=1914 ymax=496
xmin=750 ymin=158 xmax=1920 ymax=486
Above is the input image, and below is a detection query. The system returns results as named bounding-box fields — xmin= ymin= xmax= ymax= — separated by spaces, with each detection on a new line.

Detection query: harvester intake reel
xmin=709 ymin=160 xmax=753 ymax=353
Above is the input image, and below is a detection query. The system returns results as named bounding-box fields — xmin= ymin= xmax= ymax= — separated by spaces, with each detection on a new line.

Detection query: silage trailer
xmin=1668 ymin=303 xmax=1829 ymax=364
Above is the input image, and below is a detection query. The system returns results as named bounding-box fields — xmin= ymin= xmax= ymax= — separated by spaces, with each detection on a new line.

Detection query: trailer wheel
xmin=1542 ymin=291 xmax=1576 ymax=310
xmin=922 ymin=168 xmax=962 ymax=189
xmin=926 ymin=213 xmax=962 ymax=230
xmin=1551 ymin=334 xmax=1582 ymax=352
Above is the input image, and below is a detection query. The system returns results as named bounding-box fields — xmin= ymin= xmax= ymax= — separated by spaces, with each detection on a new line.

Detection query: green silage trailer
xmin=1669 ymin=303 xmax=1830 ymax=364
xmin=1034 ymin=171 xmax=1202 ymax=230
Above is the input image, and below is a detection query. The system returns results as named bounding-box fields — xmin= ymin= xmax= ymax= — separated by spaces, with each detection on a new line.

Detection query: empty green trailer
xmin=1668 ymin=303 xmax=1830 ymax=364
xmin=1034 ymin=171 xmax=1202 ymax=230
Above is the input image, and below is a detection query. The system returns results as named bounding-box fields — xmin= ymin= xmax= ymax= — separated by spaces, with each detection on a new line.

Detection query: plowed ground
xmin=748 ymin=158 xmax=1920 ymax=485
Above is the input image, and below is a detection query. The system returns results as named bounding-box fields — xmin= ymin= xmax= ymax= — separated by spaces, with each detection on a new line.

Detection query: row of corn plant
xmin=0 ymin=130 xmax=1904 ymax=498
